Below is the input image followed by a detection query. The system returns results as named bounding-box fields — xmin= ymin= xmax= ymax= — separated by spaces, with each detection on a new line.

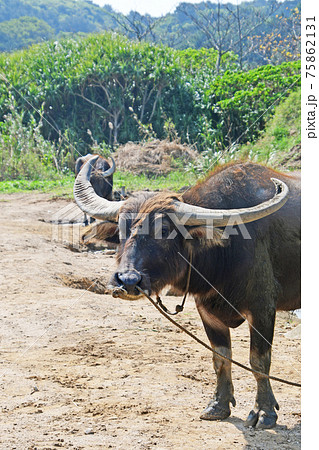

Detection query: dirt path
xmin=0 ymin=193 xmax=301 ymax=449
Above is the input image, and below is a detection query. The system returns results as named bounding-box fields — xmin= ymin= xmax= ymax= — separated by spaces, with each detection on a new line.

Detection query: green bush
xmin=200 ymin=61 xmax=301 ymax=149
xmin=0 ymin=96 xmax=70 ymax=181
xmin=0 ymin=32 xmax=300 ymax=162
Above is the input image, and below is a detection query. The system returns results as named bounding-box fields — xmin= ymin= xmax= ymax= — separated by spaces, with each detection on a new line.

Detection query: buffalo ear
xmin=75 ymin=157 xmax=85 ymax=175
xmin=82 ymin=221 xmax=119 ymax=245
xmin=185 ymin=226 xmax=227 ymax=248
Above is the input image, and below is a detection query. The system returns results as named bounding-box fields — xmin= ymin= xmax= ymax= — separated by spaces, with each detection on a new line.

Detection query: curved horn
xmin=73 ymin=155 xmax=124 ymax=221
xmin=102 ymin=156 xmax=116 ymax=177
xmin=174 ymin=178 xmax=289 ymax=226
xmin=75 ymin=153 xmax=93 ymax=175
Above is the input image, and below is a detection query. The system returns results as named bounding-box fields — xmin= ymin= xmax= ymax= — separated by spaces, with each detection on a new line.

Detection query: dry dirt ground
xmin=0 ymin=193 xmax=301 ymax=449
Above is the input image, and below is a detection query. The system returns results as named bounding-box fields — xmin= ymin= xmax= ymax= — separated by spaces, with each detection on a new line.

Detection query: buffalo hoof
xmin=200 ymin=400 xmax=231 ymax=421
xmin=245 ymin=409 xmax=278 ymax=429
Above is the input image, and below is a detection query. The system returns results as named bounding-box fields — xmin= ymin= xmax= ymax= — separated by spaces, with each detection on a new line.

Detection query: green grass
xmin=0 ymin=169 xmax=198 ymax=196
xmin=114 ymin=170 xmax=198 ymax=192
xmin=237 ymin=88 xmax=301 ymax=164
xmin=0 ymin=176 xmax=75 ymax=195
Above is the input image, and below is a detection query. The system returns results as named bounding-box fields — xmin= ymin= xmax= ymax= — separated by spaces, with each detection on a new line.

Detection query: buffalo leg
xmin=245 ymin=310 xmax=279 ymax=429
xmin=198 ymin=316 xmax=236 ymax=421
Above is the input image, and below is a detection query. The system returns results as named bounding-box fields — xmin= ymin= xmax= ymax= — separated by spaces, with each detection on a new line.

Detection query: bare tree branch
xmin=108 ymin=11 xmax=164 ymax=42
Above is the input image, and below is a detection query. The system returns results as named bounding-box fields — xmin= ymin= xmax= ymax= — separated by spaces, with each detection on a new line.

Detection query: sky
xmin=91 ymin=0 xmax=242 ymax=17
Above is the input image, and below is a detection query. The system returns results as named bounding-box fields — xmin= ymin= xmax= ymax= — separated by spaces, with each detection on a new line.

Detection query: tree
xmin=224 ymin=0 xmax=279 ymax=69
xmin=251 ymin=6 xmax=301 ymax=64
xmin=178 ymin=0 xmax=280 ymax=71
xmin=178 ymin=1 xmax=234 ymax=73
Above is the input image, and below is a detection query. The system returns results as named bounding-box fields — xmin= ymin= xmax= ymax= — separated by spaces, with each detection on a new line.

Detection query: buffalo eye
xmin=161 ymin=226 xmax=170 ymax=238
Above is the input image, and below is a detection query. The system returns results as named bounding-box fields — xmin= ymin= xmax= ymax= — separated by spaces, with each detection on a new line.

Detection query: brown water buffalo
xmin=75 ymin=153 xmax=116 ymax=224
xmin=74 ymin=155 xmax=300 ymax=429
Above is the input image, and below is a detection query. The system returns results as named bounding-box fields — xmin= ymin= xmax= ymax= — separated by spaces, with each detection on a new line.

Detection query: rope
xmin=136 ymin=286 xmax=301 ymax=388
xmin=155 ymin=250 xmax=193 ymax=315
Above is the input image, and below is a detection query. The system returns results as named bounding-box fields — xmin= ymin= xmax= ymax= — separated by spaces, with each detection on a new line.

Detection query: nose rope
xmin=156 ymin=250 xmax=193 ymax=316
xmin=136 ymin=284 xmax=301 ymax=388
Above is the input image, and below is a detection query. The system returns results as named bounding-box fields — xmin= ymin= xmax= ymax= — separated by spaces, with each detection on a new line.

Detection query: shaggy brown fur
xmin=133 ymin=193 xmax=181 ymax=225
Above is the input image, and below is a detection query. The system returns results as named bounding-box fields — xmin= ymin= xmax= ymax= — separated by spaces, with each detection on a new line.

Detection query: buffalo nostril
xmin=117 ymin=271 xmax=141 ymax=288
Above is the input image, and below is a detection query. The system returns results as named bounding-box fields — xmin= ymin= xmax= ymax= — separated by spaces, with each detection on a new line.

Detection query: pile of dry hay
xmin=114 ymin=139 xmax=199 ymax=176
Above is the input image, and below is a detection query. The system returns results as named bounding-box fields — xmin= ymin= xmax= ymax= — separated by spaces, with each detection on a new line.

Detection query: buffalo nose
xmin=117 ymin=270 xmax=141 ymax=289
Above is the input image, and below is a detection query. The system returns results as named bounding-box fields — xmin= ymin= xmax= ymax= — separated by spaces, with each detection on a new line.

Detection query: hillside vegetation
xmin=0 ymin=0 xmax=116 ymax=52
xmin=0 ymin=78 xmax=301 ymax=195
xmin=0 ymin=0 xmax=300 ymax=68
xmin=0 ymin=33 xmax=300 ymax=155
xmin=0 ymin=6 xmax=301 ymax=193
xmin=237 ymin=87 xmax=300 ymax=169
xmin=0 ymin=89 xmax=300 ymax=194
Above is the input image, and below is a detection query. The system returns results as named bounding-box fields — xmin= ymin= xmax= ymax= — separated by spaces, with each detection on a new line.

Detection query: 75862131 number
xmin=306 ymin=17 xmax=316 ymax=78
